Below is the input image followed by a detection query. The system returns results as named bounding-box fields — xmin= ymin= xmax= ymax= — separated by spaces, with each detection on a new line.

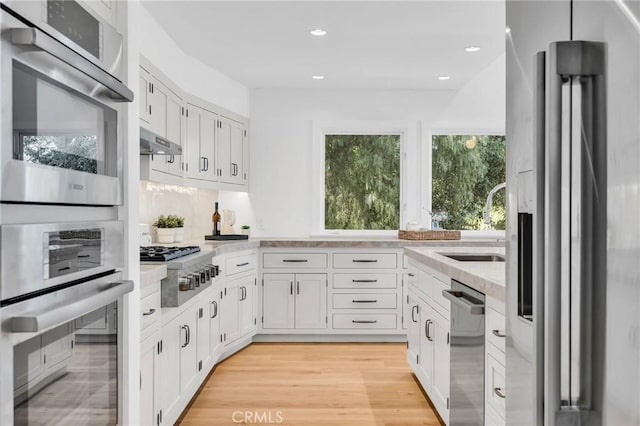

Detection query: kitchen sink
xmin=439 ymin=253 xmax=505 ymax=262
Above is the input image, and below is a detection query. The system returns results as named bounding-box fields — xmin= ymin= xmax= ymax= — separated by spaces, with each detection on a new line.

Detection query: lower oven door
xmin=0 ymin=271 xmax=133 ymax=426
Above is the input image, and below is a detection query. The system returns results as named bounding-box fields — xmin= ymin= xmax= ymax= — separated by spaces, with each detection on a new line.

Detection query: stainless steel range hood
xmin=140 ymin=127 xmax=182 ymax=155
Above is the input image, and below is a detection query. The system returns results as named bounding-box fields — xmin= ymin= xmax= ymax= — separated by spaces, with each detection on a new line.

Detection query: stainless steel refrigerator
xmin=506 ymin=1 xmax=640 ymax=425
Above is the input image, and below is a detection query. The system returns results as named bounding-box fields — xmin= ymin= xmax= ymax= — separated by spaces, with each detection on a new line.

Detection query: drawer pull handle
xmin=493 ymin=387 xmax=506 ymax=399
xmin=236 ymin=262 xmax=250 ymax=267
xmin=352 ymin=259 xmax=378 ymax=263
xmin=142 ymin=308 xmax=156 ymax=316
xmin=352 ymin=320 xmax=378 ymax=324
xmin=492 ymin=329 xmax=506 ymax=338
xmin=408 ymin=273 xmax=415 ymax=277
xmin=282 ymin=259 xmax=308 ymax=263
xmin=352 ymin=279 xmax=378 ymax=283
xmin=352 ymin=300 xmax=377 ymax=303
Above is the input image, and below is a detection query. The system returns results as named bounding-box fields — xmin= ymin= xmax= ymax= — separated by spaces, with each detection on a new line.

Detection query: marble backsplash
xmin=139 ymin=181 xmax=256 ymax=244
xmin=139 ymin=181 xmax=218 ymax=243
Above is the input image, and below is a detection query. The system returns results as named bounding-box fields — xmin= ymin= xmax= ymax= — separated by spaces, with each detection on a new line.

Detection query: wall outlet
xmin=256 ymin=217 xmax=264 ymax=230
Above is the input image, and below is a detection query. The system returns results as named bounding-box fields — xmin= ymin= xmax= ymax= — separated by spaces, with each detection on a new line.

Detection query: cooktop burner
xmin=140 ymin=246 xmax=201 ymax=261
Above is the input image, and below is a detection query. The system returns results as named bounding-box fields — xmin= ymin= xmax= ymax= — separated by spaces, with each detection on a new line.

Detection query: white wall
xmin=138 ymin=5 xmax=250 ymax=117
xmin=250 ymin=55 xmax=506 ymax=237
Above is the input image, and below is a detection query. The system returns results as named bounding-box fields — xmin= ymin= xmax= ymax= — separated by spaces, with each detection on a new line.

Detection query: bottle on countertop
xmin=212 ymin=202 xmax=221 ymax=236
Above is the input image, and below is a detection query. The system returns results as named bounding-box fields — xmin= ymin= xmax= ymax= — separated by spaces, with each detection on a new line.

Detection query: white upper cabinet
xmin=218 ymin=117 xmax=247 ymax=186
xmin=185 ymin=104 xmax=219 ymax=183
xmin=139 ymin=58 xmax=249 ymax=191
xmin=139 ymin=63 xmax=185 ymax=181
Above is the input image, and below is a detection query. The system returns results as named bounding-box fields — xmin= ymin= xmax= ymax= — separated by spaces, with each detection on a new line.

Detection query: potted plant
xmin=171 ymin=215 xmax=185 ymax=242
xmin=240 ymin=225 xmax=250 ymax=236
xmin=153 ymin=215 xmax=175 ymax=244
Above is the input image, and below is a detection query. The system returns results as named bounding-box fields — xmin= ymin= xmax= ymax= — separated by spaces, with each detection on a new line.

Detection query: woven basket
xmin=398 ymin=229 xmax=461 ymax=240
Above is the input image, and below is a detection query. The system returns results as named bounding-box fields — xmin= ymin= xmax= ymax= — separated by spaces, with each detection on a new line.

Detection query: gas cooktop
xmin=140 ymin=246 xmax=201 ymax=261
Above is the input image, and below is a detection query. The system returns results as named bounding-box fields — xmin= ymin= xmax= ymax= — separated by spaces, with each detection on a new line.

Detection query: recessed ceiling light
xmin=157 ymin=151 xmax=165 ymax=154
xmin=438 ymin=76 xmax=451 ymax=81
xmin=312 ymin=75 xmax=325 ymax=80
xmin=465 ymin=46 xmax=481 ymax=52
xmin=310 ymin=29 xmax=327 ymax=36
xmin=505 ymin=27 xmax=511 ymax=34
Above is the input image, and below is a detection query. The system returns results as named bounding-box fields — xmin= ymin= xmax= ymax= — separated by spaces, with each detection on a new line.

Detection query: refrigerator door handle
xmin=546 ymin=41 xmax=606 ymax=424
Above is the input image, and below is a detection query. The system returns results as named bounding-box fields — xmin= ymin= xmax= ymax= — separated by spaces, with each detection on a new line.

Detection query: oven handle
xmin=10 ymin=27 xmax=134 ymax=102
xmin=10 ymin=280 xmax=134 ymax=333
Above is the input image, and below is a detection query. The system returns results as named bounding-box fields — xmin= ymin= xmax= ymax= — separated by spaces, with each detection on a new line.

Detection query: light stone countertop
xmin=152 ymin=237 xmax=503 ymax=257
xmin=404 ymin=246 xmax=506 ymax=303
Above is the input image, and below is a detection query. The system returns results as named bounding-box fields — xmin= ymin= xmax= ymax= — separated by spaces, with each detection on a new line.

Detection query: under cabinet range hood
xmin=140 ymin=127 xmax=182 ymax=156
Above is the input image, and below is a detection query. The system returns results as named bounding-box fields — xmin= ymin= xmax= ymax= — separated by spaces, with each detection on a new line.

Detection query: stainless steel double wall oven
xmin=0 ymin=1 xmax=133 ymax=425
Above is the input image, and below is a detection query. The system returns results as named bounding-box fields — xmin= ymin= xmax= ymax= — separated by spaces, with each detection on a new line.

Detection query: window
xmin=324 ymin=134 xmax=400 ymax=230
xmin=430 ymin=134 xmax=506 ymax=230
xmin=312 ymin=121 xmax=413 ymax=235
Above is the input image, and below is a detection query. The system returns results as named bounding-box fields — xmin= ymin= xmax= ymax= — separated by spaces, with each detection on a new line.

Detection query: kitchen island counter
xmin=404 ymin=246 xmax=505 ymax=302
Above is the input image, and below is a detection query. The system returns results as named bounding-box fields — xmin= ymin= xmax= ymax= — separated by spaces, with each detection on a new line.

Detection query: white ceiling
xmin=141 ymin=1 xmax=505 ymax=90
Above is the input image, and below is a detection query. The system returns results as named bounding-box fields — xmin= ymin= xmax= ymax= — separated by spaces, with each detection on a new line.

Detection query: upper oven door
xmin=0 ymin=7 xmax=130 ymax=206
xmin=2 ymin=0 xmax=125 ymax=82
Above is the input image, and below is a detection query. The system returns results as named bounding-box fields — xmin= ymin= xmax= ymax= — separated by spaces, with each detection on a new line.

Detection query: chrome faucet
xmin=483 ymin=182 xmax=506 ymax=229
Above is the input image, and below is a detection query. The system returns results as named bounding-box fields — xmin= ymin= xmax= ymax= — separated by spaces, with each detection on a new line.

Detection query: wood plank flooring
xmin=179 ymin=343 xmax=443 ymax=426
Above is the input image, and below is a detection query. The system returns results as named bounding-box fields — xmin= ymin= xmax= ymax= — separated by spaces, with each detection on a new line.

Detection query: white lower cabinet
xmin=178 ymin=306 xmax=199 ymax=393
xmin=262 ymin=273 xmax=327 ymax=329
xmin=140 ymin=332 xmax=159 ymax=426
xmin=220 ymin=275 xmax=256 ymax=345
xmin=208 ymin=290 xmax=221 ymax=358
xmin=157 ymin=316 xmax=181 ymax=424
xmin=485 ymin=298 xmax=506 ymax=425
xmin=406 ymin=260 xmax=451 ymax=425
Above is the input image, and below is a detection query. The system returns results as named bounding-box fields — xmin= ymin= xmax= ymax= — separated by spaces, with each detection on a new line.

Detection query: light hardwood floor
xmin=178 ymin=343 xmax=443 ymax=426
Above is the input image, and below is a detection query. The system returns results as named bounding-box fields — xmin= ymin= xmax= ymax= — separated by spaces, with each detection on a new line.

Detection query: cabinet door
xmin=406 ymin=294 xmax=421 ymax=367
xmin=179 ymin=307 xmax=198 ymax=393
xmin=239 ymin=276 xmax=256 ymax=336
xmin=196 ymin=302 xmax=211 ymax=373
xmin=149 ymin=77 xmax=168 ymax=138
xmin=262 ymin=274 xmax=295 ymax=329
xmin=200 ymin=109 xmax=218 ymax=181
xmin=402 ymin=273 xmax=412 ymax=330
xmin=242 ymin=125 xmax=249 ymax=185
xmin=419 ymin=303 xmax=434 ymax=393
xmin=220 ymin=282 xmax=241 ymax=344
xmin=431 ymin=310 xmax=450 ymax=422
xmin=217 ymin=118 xmax=232 ymax=183
xmin=229 ymin=122 xmax=244 ymax=185
xmin=218 ymin=118 xmax=245 ymax=185
xmin=158 ymin=320 xmax=181 ymax=420
xmin=209 ymin=292 xmax=221 ymax=356
xmin=139 ymin=67 xmax=151 ymax=124
xmin=165 ymin=90 xmax=184 ymax=177
xmin=140 ymin=336 xmax=156 ymax=426
xmin=295 ymin=273 xmax=327 ymax=329
xmin=185 ymin=104 xmax=202 ymax=179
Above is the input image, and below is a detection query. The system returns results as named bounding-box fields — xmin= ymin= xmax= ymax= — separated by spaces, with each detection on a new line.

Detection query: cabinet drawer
xmin=333 ymin=273 xmax=397 ymax=289
xmin=333 ymin=253 xmax=397 ymax=269
xmin=333 ymin=293 xmax=397 ymax=309
xmin=263 ymin=253 xmax=327 ymax=269
xmin=487 ymin=307 xmax=506 ymax=353
xmin=429 ymin=275 xmax=451 ymax=314
xmin=140 ymin=290 xmax=161 ymax=332
xmin=225 ymin=253 xmax=256 ymax=276
xmin=332 ymin=314 xmax=397 ymax=329
xmin=486 ymin=353 xmax=506 ymax=417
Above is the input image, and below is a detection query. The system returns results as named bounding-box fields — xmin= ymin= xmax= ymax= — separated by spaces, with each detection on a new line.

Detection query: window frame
xmin=423 ymin=126 xmax=506 ymax=240
xmin=311 ymin=121 xmax=416 ymax=236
